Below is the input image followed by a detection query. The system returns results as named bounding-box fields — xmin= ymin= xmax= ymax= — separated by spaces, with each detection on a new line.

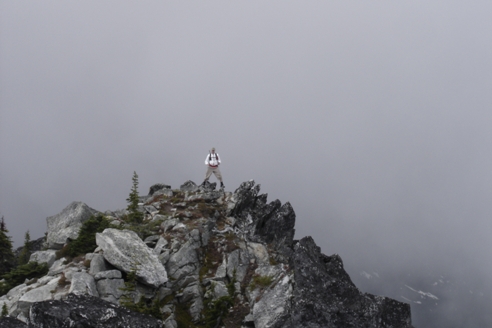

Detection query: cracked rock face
xmin=282 ymin=236 xmax=413 ymax=328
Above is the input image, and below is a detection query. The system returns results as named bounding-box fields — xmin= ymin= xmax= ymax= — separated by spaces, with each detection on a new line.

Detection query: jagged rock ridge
xmin=0 ymin=180 xmax=414 ymax=328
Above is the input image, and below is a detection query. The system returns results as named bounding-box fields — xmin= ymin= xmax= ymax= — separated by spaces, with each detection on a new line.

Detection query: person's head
xmin=211 ymin=147 xmax=216 ymax=153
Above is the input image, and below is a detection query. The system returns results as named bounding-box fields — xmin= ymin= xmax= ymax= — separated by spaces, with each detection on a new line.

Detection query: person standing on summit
xmin=202 ymin=147 xmax=224 ymax=189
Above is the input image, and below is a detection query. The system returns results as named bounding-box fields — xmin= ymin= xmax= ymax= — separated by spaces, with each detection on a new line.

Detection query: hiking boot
xmin=220 ymin=182 xmax=224 ymax=188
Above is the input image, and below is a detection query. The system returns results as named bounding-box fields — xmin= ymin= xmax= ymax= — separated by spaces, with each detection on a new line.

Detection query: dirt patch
xmin=222 ymin=302 xmax=251 ymax=328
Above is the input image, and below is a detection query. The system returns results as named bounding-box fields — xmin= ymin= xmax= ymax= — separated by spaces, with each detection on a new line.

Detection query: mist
xmin=1 ymin=2 xmax=491 ymax=326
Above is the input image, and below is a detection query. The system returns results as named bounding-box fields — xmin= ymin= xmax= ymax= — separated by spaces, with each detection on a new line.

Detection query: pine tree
xmin=1 ymin=302 xmax=7 ymax=317
xmin=126 ymin=171 xmax=143 ymax=223
xmin=18 ymin=230 xmax=31 ymax=265
xmin=119 ymin=260 xmax=139 ymax=311
xmin=0 ymin=216 xmax=15 ymax=276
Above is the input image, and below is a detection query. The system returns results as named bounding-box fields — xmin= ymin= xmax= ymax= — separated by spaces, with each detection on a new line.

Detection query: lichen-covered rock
xmin=0 ymin=316 xmax=27 ymax=328
xmin=281 ymin=236 xmax=413 ymax=328
xmin=29 ymin=294 xmax=163 ymax=327
xmin=96 ymin=229 xmax=168 ymax=288
xmin=247 ymin=242 xmax=270 ymax=265
xmin=16 ymin=277 xmax=60 ymax=317
xmin=0 ymin=284 xmax=29 ymax=317
xmin=69 ymin=272 xmax=99 ymax=297
xmin=227 ymin=180 xmax=295 ymax=258
xmin=45 ymin=201 xmax=98 ymax=249
xmin=252 ymin=273 xmax=293 ymax=328
xmin=254 ymin=202 xmax=295 ymax=256
xmin=28 ymin=251 xmax=57 ymax=268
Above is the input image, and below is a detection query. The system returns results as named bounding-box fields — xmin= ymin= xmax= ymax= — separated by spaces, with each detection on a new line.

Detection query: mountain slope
xmin=0 ymin=180 xmax=414 ymax=328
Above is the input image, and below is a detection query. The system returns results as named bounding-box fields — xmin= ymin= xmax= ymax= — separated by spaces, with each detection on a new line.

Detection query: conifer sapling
xmin=126 ymin=171 xmax=144 ymax=223
xmin=1 ymin=303 xmax=7 ymax=317
xmin=0 ymin=216 xmax=15 ymax=275
xmin=18 ymin=230 xmax=31 ymax=265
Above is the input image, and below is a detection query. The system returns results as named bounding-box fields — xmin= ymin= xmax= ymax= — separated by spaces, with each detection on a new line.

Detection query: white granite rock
xmin=96 ymin=229 xmax=168 ymax=288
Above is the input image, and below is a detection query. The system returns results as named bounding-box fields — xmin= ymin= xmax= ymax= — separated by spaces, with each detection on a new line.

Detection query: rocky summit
xmin=0 ymin=180 xmax=414 ymax=328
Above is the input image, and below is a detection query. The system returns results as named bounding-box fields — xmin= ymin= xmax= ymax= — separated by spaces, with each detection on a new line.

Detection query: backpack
xmin=208 ymin=153 xmax=219 ymax=162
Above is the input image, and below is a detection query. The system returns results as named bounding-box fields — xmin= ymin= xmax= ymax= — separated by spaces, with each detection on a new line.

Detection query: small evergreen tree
xmin=1 ymin=302 xmax=7 ymax=317
xmin=119 ymin=260 xmax=139 ymax=311
xmin=0 ymin=216 xmax=15 ymax=276
xmin=0 ymin=262 xmax=48 ymax=296
xmin=66 ymin=214 xmax=111 ymax=257
xmin=18 ymin=230 xmax=31 ymax=265
xmin=126 ymin=171 xmax=143 ymax=223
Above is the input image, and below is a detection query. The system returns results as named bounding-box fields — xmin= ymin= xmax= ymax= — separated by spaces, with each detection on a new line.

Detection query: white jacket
xmin=205 ymin=153 xmax=221 ymax=167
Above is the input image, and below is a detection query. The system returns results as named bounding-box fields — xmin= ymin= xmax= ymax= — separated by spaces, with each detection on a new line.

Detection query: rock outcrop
xmin=45 ymin=201 xmax=98 ymax=249
xmin=283 ymin=236 xmax=412 ymax=327
xmin=0 ymin=180 xmax=414 ymax=328
xmin=29 ymin=294 xmax=162 ymax=327
xmin=95 ymin=229 xmax=168 ymax=288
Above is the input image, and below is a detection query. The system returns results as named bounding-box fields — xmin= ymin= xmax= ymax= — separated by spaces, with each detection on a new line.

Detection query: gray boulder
xmin=180 ymin=180 xmax=198 ymax=192
xmin=148 ymin=183 xmax=171 ymax=196
xmin=69 ymin=272 xmax=99 ymax=297
xmin=46 ymin=201 xmax=98 ymax=249
xmin=96 ymin=229 xmax=168 ymax=288
xmin=96 ymin=278 xmax=125 ymax=304
xmin=29 ymin=294 xmax=163 ymax=327
xmin=16 ymin=277 xmax=60 ymax=317
xmin=152 ymin=189 xmax=173 ymax=198
xmin=89 ymin=254 xmax=113 ymax=275
xmin=1 ymin=283 xmax=30 ymax=317
xmin=28 ymin=250 xmax=57 ymax=268
xmin=201 ymin=180 xmax=218 ymax=191
xmin=47 ymin=258 xmax=67 ymax=276
xmin=153 ymin=237 xmax=168 ymax=255
xmin=94 ymin=270 xmax=122 ymax=280
xmin=210 ymin=281 xmax=229 ymax=299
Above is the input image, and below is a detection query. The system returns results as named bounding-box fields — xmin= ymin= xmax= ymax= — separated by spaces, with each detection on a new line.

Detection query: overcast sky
xmin=1 ymin=1 xmax=491 ymax=325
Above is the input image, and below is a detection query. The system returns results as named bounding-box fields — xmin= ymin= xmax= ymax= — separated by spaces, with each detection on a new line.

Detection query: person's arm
xmin=205 ymin=154 xmax=209 ymax=165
